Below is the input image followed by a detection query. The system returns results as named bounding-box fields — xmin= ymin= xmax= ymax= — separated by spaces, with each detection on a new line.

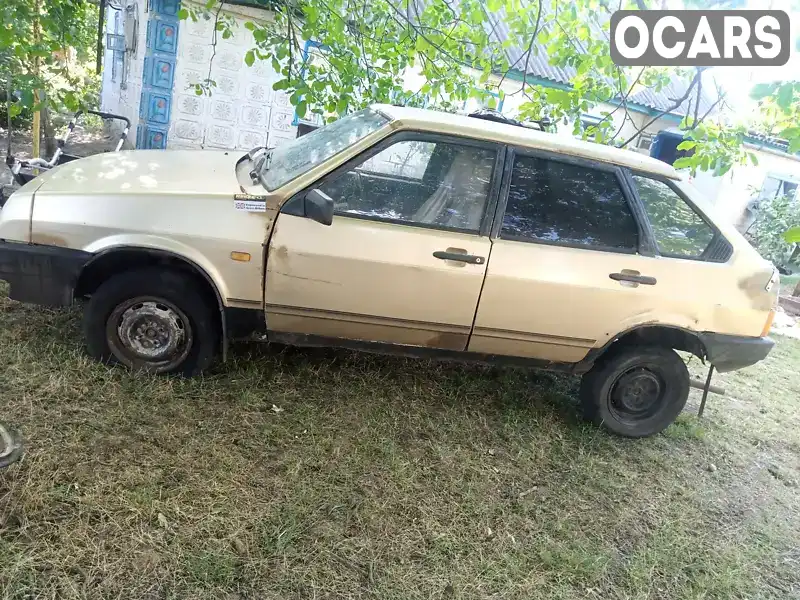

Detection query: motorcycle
xmin=2 ymin=109 xmax=130 ymax=203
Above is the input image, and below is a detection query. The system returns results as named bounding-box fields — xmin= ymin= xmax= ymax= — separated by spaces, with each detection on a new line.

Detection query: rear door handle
xmin=433 ymin=250 xmax=485 ymax=265
xmin=609 ymin=272 xmax=657 ymax=285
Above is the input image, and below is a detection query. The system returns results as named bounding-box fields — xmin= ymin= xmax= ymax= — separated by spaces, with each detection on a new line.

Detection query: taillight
xmin=761 ymin=309 xmax=776 ymax=337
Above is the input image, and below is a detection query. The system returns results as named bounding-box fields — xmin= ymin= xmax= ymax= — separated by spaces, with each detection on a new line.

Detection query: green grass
xmin=1 ymin=284 xmax=799 ymax=599
xmin=781 ymin=273 xmax=800 ymax=292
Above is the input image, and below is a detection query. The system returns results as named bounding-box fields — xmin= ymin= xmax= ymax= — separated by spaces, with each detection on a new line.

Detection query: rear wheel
xmin=0 ymin=423 xmax=23 ymax=469
xmin=580 ymin=346 xmax=689 ymax=437
xmin=84 ymin=268 xmax=219 ymax=376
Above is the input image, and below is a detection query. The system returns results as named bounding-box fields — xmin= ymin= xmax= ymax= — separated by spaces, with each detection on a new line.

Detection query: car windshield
xmin=260 ymin=108 xmax=389 ymax=191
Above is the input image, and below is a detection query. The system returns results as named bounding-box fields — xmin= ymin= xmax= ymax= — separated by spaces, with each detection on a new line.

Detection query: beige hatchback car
xmin=0 ymin=105 xmax=779 ymax=436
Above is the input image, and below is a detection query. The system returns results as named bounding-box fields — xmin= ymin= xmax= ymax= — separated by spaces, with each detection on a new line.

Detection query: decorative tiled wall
xmin=103 ymin=1 xmax=297 ymax=151
xmin=168 ymin=4 xmax=297 ymax=150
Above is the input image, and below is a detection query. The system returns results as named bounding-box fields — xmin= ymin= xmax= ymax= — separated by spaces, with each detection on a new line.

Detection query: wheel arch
xmin=578 ymin=324 xmax=707 ymax=373
xmin=74 ymin=245 xmax=230 ymax=358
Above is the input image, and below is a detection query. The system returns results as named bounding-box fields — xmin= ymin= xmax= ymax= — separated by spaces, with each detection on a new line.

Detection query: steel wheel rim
xmin=607 ymin=366 xmax=665 ymax=423
xmin=106 ymin=296 xmax=193 ymax=373
xmin=0 ymin=423 xmax=17 ymax=460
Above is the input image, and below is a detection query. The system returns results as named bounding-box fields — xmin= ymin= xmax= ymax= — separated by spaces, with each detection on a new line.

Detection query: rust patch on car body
xmin=425 ymin=331 xmax=468 ymax=350
xmin=30 ymin=233 xmax=67 ymax=247
xmin=273 ymin=245 xmax=289 ymax=261
xmin=738 ymin=272 xmax=774 ymax=311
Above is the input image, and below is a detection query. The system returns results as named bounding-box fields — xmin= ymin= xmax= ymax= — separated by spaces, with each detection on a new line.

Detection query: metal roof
xmin=482 ymin=7 xmax=718 ymax=118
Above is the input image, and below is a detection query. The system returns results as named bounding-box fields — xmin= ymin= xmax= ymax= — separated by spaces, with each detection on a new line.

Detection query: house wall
xmin=100 ymin=0 xmax=298 ymax=150
xmin=710 ymin=146 xmax=800 ymax=229
xmin=169 ymin=2 xmax=298 ymax=150
xmin=100 ymin=0 xmax=148 ymax=136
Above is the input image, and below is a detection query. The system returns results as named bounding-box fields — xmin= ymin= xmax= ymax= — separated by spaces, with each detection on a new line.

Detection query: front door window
xmin=318 ymin=138 xmax=497 ymax=233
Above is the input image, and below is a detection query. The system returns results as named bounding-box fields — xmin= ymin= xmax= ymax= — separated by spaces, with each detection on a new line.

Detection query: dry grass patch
xmin=1 ymin=286 xmax=799 ymax=599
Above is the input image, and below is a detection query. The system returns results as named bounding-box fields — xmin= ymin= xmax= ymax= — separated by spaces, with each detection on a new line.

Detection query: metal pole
xmin=32 ymin=0 xmax=41 ymax=160
xmin=698 ymin=364 xmax=715 ymax=418
xmin=97 ymin=0 xmax=106 ymax=75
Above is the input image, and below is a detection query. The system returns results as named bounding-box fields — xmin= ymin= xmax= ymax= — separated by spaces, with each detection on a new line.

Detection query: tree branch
xmin=514 ymin=0 xmax=544 ymax=96
xmin=619 ymin=69 xmax=702 ymax=147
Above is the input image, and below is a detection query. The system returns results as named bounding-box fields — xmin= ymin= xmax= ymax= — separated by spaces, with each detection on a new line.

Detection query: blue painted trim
xmin=504 ymin=70 xmax=572 ymax=92
xmin=291 ymin=39 xmax=326 ymax=127
xmin=137 ymin=0 xmax=179 ymax=149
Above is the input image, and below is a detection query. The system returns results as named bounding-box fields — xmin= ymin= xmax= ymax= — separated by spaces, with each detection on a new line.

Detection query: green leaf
xmin=20 ymin=89 xmax=34 ymax=107
xmin=777 ymin=83 xmax=795 ymax=111
xmin=487 ymin=0 xmax=502 ymax=11
xmin=676 ymin=140 xmax=696 ymax=151
xmin=177 ymin=8 xmax=189 ymax=20
xmin=750 ymin=82 xmax=777 ymax=100
xmin=244 ymin=21 xmax=255 ymax=31
xmin=672 ymin=157 xmax=694 ymax=170
xmin=748 ymin=152 xmax=759 ymax=166
xmin=296 ymin=100 xmax=307 ymax=119
xmin=272 ymin=80 xmax=289 ymax=91
xmin=8 ymin=103 xmax=21 ymax=118
xmin=785 ymin=227 xmax=800 ymax=244
xmin=244 ymin=49 xmax=255 ymax=67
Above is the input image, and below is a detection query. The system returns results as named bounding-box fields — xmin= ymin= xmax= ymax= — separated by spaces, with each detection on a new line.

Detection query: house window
xmin=758 ymin=175 xmax=798 ymax=204
xmin=579 ymin=114 xmax=602 ymax=131
xmin=636 ymin=133 xmax=654 ymax=152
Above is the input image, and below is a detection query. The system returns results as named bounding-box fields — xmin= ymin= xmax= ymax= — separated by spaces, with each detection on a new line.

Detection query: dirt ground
xmin=1 ymin=289 xmax=799 ymax=599
xmin=0 ymin=126 xmax=125 ymax=189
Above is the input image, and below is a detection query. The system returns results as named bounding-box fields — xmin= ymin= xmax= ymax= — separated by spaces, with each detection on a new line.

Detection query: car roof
xmin=372 ymin=104 xmax=680 ymax=180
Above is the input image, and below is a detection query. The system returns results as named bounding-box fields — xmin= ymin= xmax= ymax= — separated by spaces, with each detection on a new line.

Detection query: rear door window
xmin=500 ymin=155 xmax=639 ymax=252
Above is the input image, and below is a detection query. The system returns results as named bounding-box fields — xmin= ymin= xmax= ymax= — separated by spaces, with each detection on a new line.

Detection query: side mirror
xmin=304 ymin=188 xmax=334 ymax=226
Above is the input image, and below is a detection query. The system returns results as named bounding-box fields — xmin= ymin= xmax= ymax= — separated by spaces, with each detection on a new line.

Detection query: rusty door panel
xmin=264 ymin=214 xmax=490 ymax=350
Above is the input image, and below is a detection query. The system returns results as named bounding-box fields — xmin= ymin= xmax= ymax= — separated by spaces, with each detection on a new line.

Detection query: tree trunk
xmin=793 ymin=278 xmax=800 ymax=297
xmin=41 ymin=105 xmax=57 ymax=157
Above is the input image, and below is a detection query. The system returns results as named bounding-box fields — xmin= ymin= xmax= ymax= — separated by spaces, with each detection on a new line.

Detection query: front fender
xmin=82 ymin=234 xmax=232 ymax=303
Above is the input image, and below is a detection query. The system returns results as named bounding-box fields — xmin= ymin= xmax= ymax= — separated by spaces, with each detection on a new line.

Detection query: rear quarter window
xmin=633 ymin=175 xmax=715 ymax=259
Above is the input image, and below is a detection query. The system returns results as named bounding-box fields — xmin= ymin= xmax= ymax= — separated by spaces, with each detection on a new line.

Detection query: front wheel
xmin=84 ymin=268 xmax=219 ymax=376
xmin=580 ymin=346 xmax=689 ymax=438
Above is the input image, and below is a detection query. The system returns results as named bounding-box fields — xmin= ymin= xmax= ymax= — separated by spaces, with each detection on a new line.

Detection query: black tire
xmin=579 ymin=346 xmax=689 ymax=438
xmin=0 ymin=423 xmax=23 ymax=469
xmin=84 ymin=267 xmax=219 ymax=376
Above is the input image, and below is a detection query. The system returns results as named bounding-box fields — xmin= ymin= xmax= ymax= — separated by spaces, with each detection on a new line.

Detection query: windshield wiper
xmin=243 ymin=146 xmax=272 ymax=185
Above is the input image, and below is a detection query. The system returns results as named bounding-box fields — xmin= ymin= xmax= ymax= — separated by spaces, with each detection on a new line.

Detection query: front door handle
xmin=433 ymin=250 xmax=485 ymax=265
xmin=609 ymin=272 xmax=657 ymax=285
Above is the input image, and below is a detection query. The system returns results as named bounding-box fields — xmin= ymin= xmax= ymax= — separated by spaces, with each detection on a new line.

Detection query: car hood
xmin=32 ymin=149 xmax=266 ymax=197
